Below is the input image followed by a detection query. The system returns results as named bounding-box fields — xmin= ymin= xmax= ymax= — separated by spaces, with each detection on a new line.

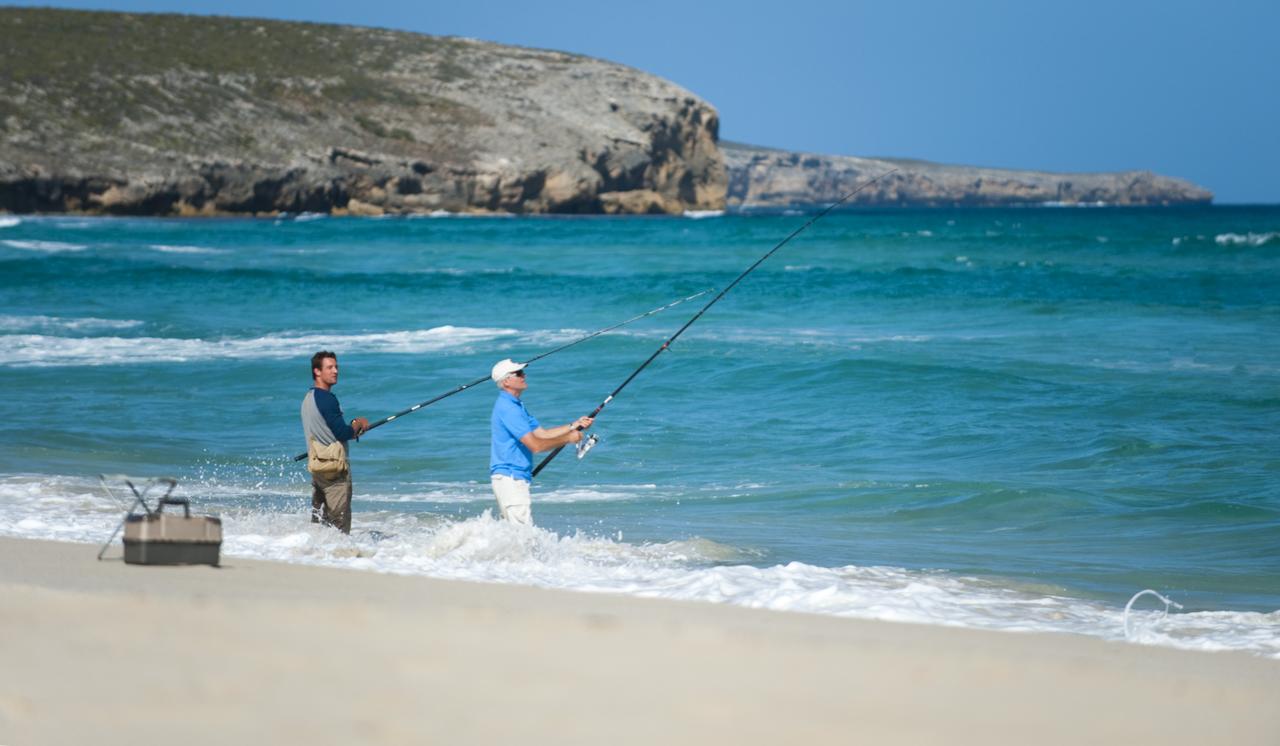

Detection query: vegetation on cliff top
xmin=0 ymin=8 xmax=487 ymax=159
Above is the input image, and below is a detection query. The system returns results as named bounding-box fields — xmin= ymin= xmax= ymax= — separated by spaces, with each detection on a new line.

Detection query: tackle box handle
xmin=157 ymin=496 xmax=191 ymax=519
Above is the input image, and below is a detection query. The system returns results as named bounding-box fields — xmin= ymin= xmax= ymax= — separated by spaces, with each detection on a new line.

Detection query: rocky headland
xmin=0 ymin=9 xmax=1211 ymax=216
xmin=0 ymin=8 xmax=724 ymax=216
xmin=723 ymin=142 xmax=1213 ymax=209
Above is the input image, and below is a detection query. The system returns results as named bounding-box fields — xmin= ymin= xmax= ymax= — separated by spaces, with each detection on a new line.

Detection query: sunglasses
xmin=510 ymin=369 xmax=526 ymax=378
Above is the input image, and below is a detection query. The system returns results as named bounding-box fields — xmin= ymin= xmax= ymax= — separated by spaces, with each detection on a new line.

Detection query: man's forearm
xmin=534 ymin=422 xmax=579 ymax=439
xmin=524 ymin=430 xmax=577 ymax=453
xmin=547 ymin=423 xmax=578 ymax=438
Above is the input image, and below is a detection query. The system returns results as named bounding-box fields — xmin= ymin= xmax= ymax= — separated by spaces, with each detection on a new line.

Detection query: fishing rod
xmin=292 ymin=288 xmax=712 ymax=462
xmin=532 ymin=169 xmax=899 ymax=478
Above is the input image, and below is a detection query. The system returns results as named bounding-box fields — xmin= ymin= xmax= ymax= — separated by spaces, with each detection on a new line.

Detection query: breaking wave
xmin=0 ymin=325 xmax=518 ymax=367
xmin=0 ymin=315 xmax=145 ymax=333
xmin=149 ymin=244 xmax=227 ymax=254
xmin=1215 ymin=232 xmax=1279 ymax=247
xmin=2 ymin=239 xmax=88 ymax=252
xmin=0 ymin=473 xmax=1276 ymax=659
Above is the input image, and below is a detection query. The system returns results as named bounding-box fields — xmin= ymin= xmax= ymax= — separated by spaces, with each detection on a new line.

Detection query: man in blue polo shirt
xmin=489 ymin=358 xmax=593 ymax=525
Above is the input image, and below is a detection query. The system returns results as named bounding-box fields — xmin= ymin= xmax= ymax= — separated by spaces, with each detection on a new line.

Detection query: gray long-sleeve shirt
xmin=301 ymin=387 xmax=355 ymax=454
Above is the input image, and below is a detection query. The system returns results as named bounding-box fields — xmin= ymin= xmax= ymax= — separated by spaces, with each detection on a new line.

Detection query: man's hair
xmin=311 ymin=350 xmax=336 ymax=378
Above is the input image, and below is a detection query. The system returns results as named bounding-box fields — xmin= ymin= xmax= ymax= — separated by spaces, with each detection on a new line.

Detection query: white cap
xmin=491 ymin=358 xmax=527 ymax=383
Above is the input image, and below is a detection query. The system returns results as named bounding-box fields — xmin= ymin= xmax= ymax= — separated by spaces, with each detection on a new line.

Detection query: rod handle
xmin=531 ymin=445 xmax=566 ymax=477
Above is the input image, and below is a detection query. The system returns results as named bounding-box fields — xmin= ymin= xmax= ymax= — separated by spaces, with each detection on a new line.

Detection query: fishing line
xmin=292 ymin=288 xmax=712 ymax=462
xmin=532 ymin=169 xmax=899 ymax=477
xmin=1122 ymin=589 xmax=1183 ymax=640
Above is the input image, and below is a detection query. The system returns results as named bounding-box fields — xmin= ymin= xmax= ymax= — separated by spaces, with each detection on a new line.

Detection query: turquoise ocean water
xmin=2 ymin=207 xmax=1277 ymax=656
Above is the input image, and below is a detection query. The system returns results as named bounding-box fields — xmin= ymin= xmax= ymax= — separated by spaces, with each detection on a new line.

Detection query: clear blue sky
xmin=12 ymin=0 xmax=1280 ymax=202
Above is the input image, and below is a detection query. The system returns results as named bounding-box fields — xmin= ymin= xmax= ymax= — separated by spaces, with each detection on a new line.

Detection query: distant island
xmin=0 ymin=9 xmax=1212 ymax=216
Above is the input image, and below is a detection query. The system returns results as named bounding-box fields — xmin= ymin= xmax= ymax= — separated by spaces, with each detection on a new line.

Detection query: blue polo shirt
xmin=490 ymin=391 xmax=540 ymax=480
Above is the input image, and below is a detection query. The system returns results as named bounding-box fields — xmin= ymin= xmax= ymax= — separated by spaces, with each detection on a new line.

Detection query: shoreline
xmin=2 ymin=536 xmax=1277 ymax=745
xmin=1 ymin=204 xmax=1260 ymax=220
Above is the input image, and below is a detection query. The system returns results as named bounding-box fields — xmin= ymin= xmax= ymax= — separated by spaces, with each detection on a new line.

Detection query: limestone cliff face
xmin=724 ymin=143 xmax=1213 ymax=208
xmin=0 ymin=9 xmax=726 ymax=215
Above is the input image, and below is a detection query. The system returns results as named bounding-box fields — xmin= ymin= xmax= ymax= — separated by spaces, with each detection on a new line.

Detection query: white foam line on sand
xmin=1 ymin=536 xmax=1276 ymax=746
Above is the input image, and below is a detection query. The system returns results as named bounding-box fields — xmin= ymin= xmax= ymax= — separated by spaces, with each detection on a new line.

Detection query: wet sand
xmin=1 ymin=536 xmax=1276 ymax=745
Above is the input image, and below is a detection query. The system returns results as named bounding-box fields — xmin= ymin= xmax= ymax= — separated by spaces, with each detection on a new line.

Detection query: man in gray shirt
xmin=300 ymin=351 xmax=369 ymax=534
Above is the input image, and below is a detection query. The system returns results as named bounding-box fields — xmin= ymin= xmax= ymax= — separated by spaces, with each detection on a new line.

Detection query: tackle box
xmin=122 ymin=496 xmax=222 ymax=566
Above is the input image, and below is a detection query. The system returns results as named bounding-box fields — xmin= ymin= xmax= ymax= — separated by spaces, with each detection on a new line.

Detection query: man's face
xmin=505 ymin=369 xmax=527 ymax=393
xmin=315 ymin=357 xmax=339 ymax=387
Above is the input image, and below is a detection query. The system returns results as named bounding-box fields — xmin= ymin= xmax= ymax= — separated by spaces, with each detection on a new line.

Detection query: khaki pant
xmin=491 ymin=474 xmax=532 ymax=526
xmin=312 ymin=469 xmax=352 ymax=534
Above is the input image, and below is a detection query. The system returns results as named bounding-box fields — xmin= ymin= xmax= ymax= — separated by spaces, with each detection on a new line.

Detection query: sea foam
xmin=2 ymin=239 xmax=88 ymax=252
xmin=149 ymin=244 xmax=226 ymax=254
xmin=1215 ymin=232 xmax=1279 ymax=246
xmin=0 ymin=325 xmax=518 ymax=367
xmin=0 ymin=473 xmax=1275 ymax=659
xmin=0 ymin=315 xmax=144 ymax=333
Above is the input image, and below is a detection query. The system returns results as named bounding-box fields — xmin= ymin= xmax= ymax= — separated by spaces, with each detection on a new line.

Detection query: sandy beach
xmin=0 ymin=536 xmax=1275 ymax=745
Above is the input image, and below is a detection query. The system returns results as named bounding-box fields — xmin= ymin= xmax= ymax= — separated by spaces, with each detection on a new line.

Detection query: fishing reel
xmin=576 ymin=433 xmax=599 ymax=460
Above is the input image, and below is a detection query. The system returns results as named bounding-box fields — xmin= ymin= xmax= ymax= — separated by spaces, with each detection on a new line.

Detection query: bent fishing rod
xmin=292 ymin=288 xmax=712 ymax=462
xmin=532 ymin=169 xmax=899 ymax=477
